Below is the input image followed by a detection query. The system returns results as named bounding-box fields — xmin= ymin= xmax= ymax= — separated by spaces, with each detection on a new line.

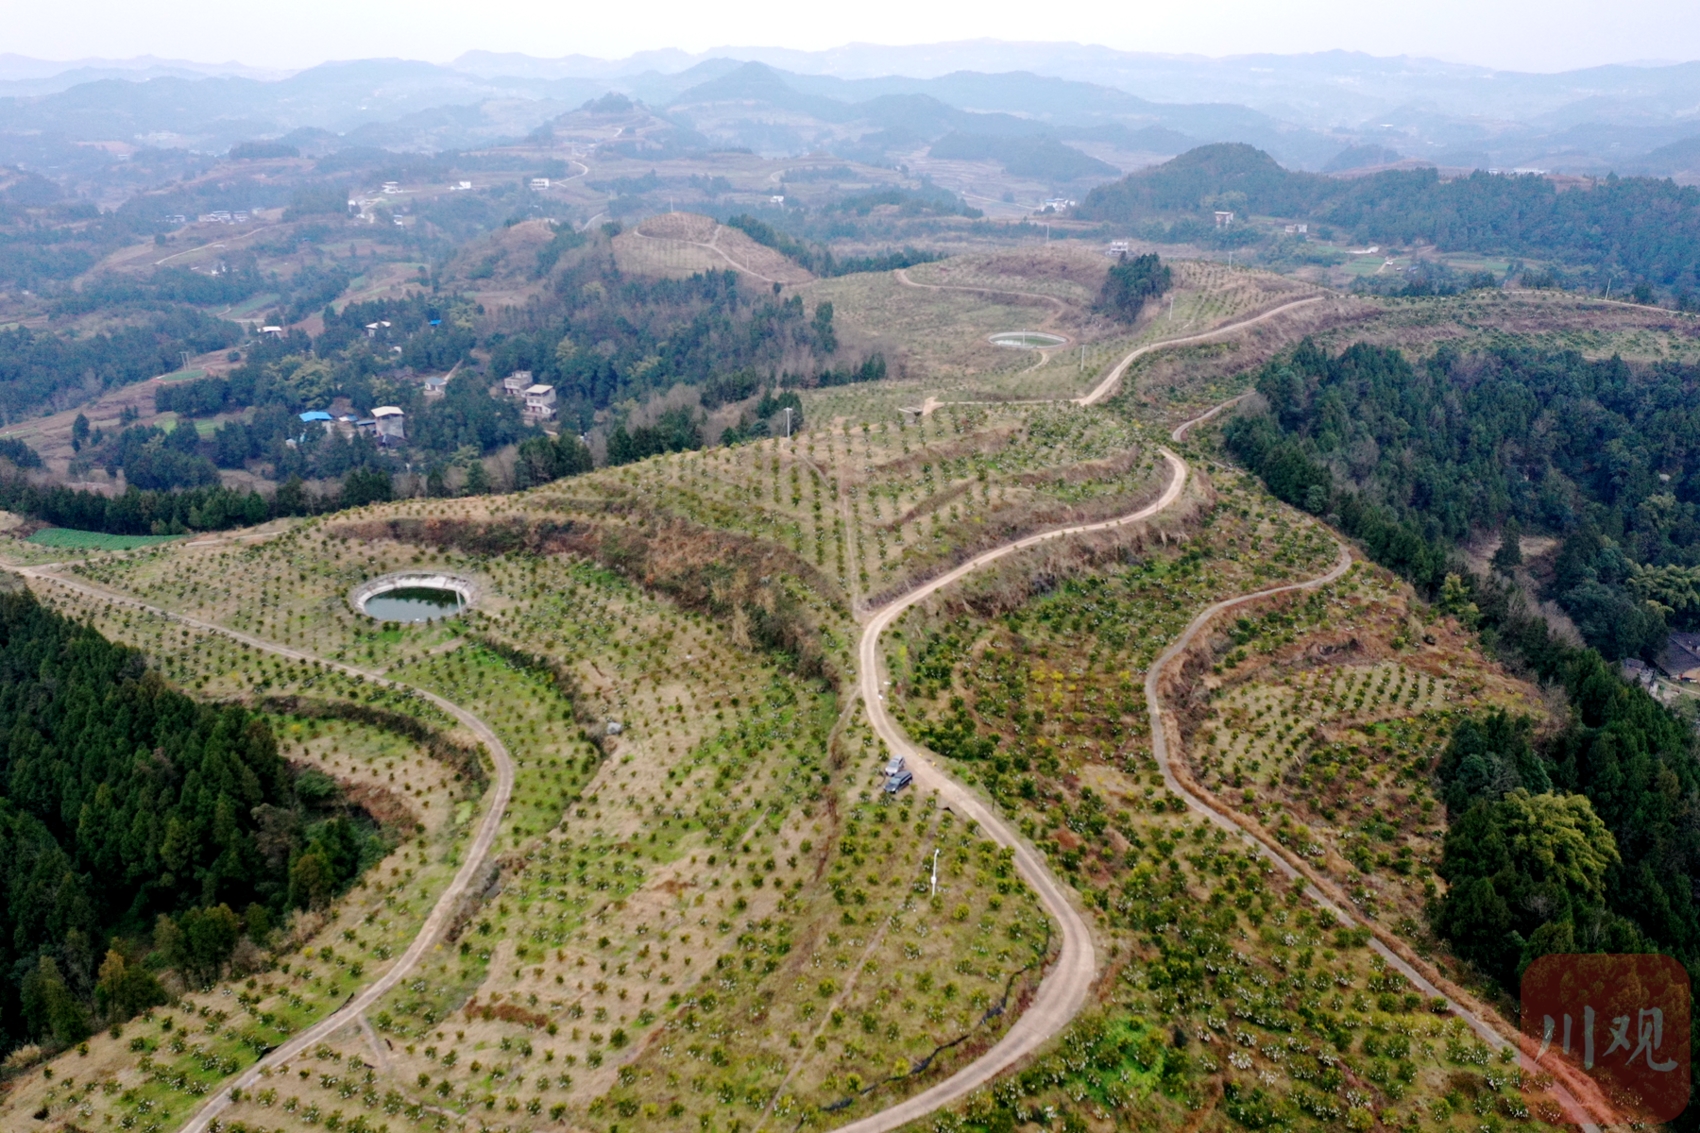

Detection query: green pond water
xmin=363 ymin=586 xmax=464 ymax=622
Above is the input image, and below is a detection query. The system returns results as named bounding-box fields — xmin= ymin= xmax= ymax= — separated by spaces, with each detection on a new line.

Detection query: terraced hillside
xmin=0 ymin=250 xmax=1665 ymax=1133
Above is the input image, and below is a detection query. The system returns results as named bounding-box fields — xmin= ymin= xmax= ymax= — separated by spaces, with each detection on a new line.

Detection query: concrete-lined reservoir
xmin=351 ymin=572 xmax=477 ymax=623
xmin=989 ymin=331 xmax=1067 ymax=349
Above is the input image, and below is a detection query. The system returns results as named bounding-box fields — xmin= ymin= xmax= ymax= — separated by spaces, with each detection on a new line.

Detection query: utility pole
xmin=1169 ymin=293 xmax=1175 ymax=320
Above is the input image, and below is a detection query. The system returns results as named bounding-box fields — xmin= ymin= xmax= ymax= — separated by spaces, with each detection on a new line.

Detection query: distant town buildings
xmin=1283 ymin=223 xmax=1309 ymax=235
xmin=1214 ymin=210 xmax=1235 ymax=228
xmin=424 ymin=373 xmax=452 ymax=400
xmin=503 ymin=371 xmax=533 ymax=397
xmin=530 ymin=178 xmax=551 ymax=191
xmin=1107 ymin=240 xmax=1131 ymax=256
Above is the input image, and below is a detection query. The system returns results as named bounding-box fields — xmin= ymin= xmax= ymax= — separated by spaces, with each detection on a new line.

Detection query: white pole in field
xmin=930 ymin=849 xmax=939 ymax=897
xmin=784 ymin=408 xmax=793 ymax=438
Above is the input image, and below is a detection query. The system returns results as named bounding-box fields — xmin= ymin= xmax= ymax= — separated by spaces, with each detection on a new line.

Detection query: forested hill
xmin=1226 ymin=340 xmax=1700 ymax=1025
xmin=1078 ymin=143 xmax=1700 ymax=292
xmin=1227 ymin=342 xmax=1700 ymax=661
xmin=0 ymin=583 xmax=377 ymax=1053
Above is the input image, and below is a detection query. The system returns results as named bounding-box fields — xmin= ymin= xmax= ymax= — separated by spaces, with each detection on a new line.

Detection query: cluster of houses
xmin=287 ymin=368 xmax=558 ymax=450
xmin=501 ymin=370 xmax=557 ymax=420
xmin=158 ymin=210 xmax=251 ymax=225
xmin=295 ymin=406 xmax=406 ymax=445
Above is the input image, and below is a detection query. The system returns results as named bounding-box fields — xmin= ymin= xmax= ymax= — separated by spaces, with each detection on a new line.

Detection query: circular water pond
xmin=988 ymin=331 xmax=1067 ymax=349
xmin=365 ymin=587 xmax=464 ymax=621
xmin=351 ymin=572 xmax=477 ymax=623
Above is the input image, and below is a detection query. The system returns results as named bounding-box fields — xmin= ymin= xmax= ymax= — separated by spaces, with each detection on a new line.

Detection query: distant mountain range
xmin=0 ymin=43 xmax=1696 ymax=185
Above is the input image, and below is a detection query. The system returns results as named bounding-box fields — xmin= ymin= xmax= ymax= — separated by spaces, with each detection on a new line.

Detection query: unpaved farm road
xmin=1075 ymin=295 xmax=1324 ymax=407
xmin=10 ymin=565 xmax=516 ymax=1133
xmin=889 ymin=270 xmax=1324 ymax=415
xmin=845 ymin=449 xmax=1186 ymax=1133
xmin=837 ymin=398 xmax=1612 ymax=1133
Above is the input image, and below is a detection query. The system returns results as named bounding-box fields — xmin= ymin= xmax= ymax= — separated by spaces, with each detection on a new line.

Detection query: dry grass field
xmin=612 ymin=213 xmax=814 ymax=284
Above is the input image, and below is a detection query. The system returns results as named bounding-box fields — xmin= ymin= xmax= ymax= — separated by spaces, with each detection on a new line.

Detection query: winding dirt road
xmin=833 ymin=394 xmax=1609 ymax=1132
xmin=631 ymin=221 xmax=793 ymax=285
xmin=893 ymin=266 xmax=1070 ymax=319
xmin=1145 ymin=411 xmax=1607 ymax=1130
xmin=890 ymin=269 xmax=1323 ymax=414
xmin=11 ymin=566 xmax=516 ymax=1133
xmin=841 ymin=449 xmax=1185 ymax=1133
xmin=1075 ymin=295 xmax=1323 ymax=406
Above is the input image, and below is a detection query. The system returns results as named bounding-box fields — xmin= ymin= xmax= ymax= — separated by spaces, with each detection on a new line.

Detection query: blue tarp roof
xmin=299 ymin=411 xmax=332 ymax=422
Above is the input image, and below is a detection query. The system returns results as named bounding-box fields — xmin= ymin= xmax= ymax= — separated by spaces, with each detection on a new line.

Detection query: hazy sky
xmin=5 ymin=0 xmax=1695 ymax=73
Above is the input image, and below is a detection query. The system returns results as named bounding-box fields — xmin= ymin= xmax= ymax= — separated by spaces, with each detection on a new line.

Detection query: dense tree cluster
xmin=92 ymin=420 xmax=222 ymax=490
xmin=0 ymin=436 xmax=39 ymax=468
xmin=0 ymin=311 xmax=240 ymax=423
xmin=723 ymin=214 xmax=943 ymax=277
xmin=1227 ymin=340 xmax=1700 ymax=659
xmin=1430 ymin=633 xmax=1700 ymax=991
xmin=0 ymin=468 xmax=398 ymax=536
xmin=1096 ymin=253 xmax=1172 ymax=322
xmin=0 ymin=588 xmax=381 ymax=1052
xmin=606 ymin=407 xmax=704 ymax=466
xmin=487 ymin=263 xmax=865 ymax=428
xmin=514 ymin=430 xmax=593 ymax=487
xmin=1079 ymin=143 xmax=1700 ymax=293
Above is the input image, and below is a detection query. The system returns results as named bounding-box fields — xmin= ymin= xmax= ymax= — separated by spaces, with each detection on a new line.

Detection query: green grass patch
xmin=26 ymin=528 xmax=185 ymax=550
xmin=226 ymin=292 xmax=280 ymax=317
